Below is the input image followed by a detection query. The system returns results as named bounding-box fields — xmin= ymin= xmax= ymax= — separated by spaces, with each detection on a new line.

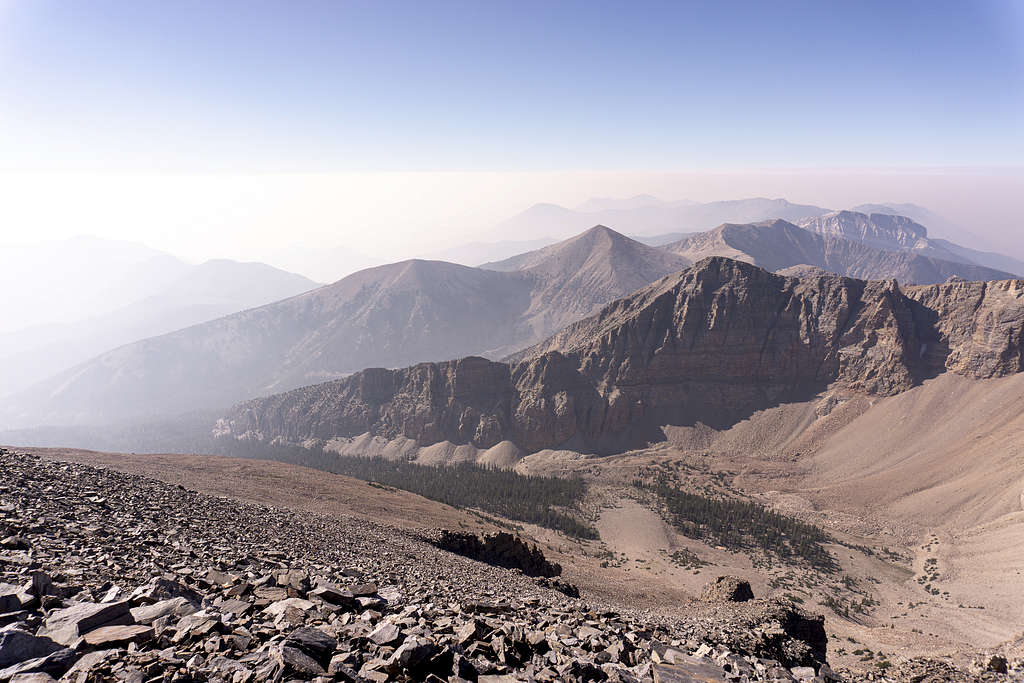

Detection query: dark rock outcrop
xmin=700 ymin=576 xmax=755 ymax=603
xmin=434 ymin=530 xmax=562 ymax=578
xmin=219 ymin=258 xmax=1024 ymax=455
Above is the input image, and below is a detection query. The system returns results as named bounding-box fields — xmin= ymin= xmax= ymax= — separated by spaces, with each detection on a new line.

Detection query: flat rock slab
xmin=654 ymin=659 xmax=729 ymax=683
xmin=264 ymin=598 xmax=314 ymax=617
xmin=130 ymin=597 xmax=196 ymax=625
xmin=217 ymin=599 xmax=251 ymax=616
xmin=9 ymin=674 xmax=59 ymax=683
xmin=82 ymin=624 xmax=154 ymax=648
xmin=309 ymin=583 xmax=354 ymax=605
xmin=37 ymin=601 xmax=132 ymax=646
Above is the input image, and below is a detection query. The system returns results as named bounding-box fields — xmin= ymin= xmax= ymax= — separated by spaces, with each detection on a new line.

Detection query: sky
xmin=0 ymin=0 xmax=1022 ymax=264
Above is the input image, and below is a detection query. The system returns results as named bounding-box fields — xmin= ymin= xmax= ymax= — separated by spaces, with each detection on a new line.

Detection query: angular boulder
xmin=36 ymin=601 xmax=133 ymax=646
xmin=0 ymin=631 xmax=63 ymax=668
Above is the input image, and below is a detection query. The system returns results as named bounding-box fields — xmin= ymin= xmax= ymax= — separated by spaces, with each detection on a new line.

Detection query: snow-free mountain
xmin=667 ymin=218 xmax=1014 ymax=283
xmin=799 ymin=210 xmax=1024 ymax=276
xmin=1 ymin=227 xmax=689 ymax=427
xmin=0 ymin=239 xmax=318 ymax=396
xmin=3 ymin=205 xmax=1018 ymax=431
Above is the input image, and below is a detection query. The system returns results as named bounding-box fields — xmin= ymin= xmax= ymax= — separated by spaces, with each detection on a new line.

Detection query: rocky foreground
xmin=0 ymin=448 xmax=1014 ymax=682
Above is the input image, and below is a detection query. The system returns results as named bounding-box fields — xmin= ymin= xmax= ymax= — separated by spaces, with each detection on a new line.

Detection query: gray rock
xmin=58 ymin=649 xmax=121 ymax=681
xmin=129 ymin=597 xmax=196 ymax=625
xmin=388 ymin=636 xmax=436 ymax=671
xmin=368 ymin=622 xmax=401 ymax=646
xmin=36 ymin=601 xmax=132 ymax=646
xmin=274 ymin=644 xmax=326 ymax=677
xmin=0 ymin=648 xmax=75 ymax=681
xmin=285 ymin=626 xmax=337 ymax=661
xmin=0 ymin=631 xmax=62 ymax=668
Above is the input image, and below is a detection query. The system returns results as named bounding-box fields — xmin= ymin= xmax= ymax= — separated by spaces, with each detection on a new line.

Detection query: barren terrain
xmin=21 ymin=385 xmax=1024 ymax=682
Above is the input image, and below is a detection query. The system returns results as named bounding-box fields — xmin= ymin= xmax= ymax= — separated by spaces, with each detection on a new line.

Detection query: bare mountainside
xmin=218 ymin=257 xmax=1024 ymax=455
xmin=2 ymin=227 xmax=687 ymax=428
xmin=0 ymin=259 xmax=320 ymax=397
xmin=480 ymin=225 xmax=690 ymax=338
xmin=667 ymin=219 xmax=1015 ymax=283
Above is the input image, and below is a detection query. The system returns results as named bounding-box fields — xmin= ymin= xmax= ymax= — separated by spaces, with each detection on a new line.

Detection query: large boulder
xmin=0 ymin=631 xmax=63 ymax=668
xmin=36 ymin=601 xmax=132 ymax=646
xmin=700 ymin=576 xmax=754 ymax=603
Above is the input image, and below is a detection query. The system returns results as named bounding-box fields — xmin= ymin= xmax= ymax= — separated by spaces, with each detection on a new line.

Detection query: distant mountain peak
xmin=482 ymin=224 xmax=685 ymax=275
xmin=798 ymin=211 xmax=934 ymax=255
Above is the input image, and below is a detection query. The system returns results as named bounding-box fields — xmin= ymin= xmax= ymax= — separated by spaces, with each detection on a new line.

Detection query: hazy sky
xmin=0 ymin=0 xmax=1022 ymax=262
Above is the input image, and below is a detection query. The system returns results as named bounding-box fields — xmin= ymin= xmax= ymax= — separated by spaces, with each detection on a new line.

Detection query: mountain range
xmin=220 ymin=256 xmax=1024 ymax=457
xmin=2 ymin=205 xmax=1019 ymax=431
xmin=2 ymin=227 xmax=689 ymax=427
xmin=667 ymin=217 xmax=1014 ymax=283
xmin=0 ymin=239 xmax=318 ymax=397
xmin=493 ymin=196 xmax=831 ymax=243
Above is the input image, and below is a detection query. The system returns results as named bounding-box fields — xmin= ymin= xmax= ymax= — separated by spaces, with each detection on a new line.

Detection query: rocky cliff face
xmin=219 ymin=258 xmax=1024 ymax=454
xmin=905 ymin=278 xmax=1024 ymax=378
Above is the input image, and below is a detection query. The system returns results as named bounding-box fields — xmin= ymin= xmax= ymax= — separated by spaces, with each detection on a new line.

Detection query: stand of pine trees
xmin=637 ymin=479 xmax=837 ymax=571
xmin=216 ymin=438 xmax=599 ymax=540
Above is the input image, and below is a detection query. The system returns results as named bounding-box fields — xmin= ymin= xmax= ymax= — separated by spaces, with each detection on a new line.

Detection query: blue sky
xmin=1 ymin=0 xmax=1022 ymax=171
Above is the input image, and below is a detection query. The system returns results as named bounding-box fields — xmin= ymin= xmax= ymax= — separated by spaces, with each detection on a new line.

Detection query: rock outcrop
xmin=701 ymin=576 xmax=755 ymax=603
xmin=219 ymin=258 xmax=1024 ymax=454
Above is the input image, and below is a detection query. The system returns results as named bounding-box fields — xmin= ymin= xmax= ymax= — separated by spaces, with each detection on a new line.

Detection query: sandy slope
xmin=795 ymin=373 xmax=1024 ymax=530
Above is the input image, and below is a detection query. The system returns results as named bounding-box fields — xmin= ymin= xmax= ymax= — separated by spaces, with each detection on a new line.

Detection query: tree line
xmin=216 ymin=438 xmax=599 ymax=539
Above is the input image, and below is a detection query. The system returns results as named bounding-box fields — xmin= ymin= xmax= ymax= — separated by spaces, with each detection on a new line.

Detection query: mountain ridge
xmin=0 ymin=256 xmax=318 ymax=397
xmin=218 ymin=257 xmax=1024 ymax=456
xmin=6 ymin=215 xmax=1019 ymax=430
xmin=666 ymin=219 xmax=1015 ymax=283
xmin=2 ymin=228 xmax=688 ymax=428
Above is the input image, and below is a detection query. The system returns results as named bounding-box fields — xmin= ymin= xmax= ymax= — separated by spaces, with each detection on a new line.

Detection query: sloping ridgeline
xmin=216 ymin=438 xmax=598 ymax=539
